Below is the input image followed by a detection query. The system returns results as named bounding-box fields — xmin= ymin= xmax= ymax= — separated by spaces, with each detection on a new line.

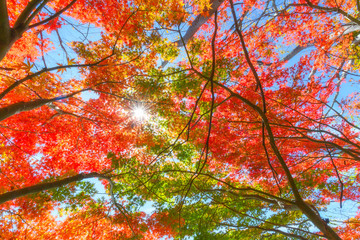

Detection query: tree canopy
xmin=0 ymin=0 xmax=360 ymax=239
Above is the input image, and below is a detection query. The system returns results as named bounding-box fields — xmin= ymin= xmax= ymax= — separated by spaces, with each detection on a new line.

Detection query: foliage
xmin=0 ymin=0 xmax=360 ymax=239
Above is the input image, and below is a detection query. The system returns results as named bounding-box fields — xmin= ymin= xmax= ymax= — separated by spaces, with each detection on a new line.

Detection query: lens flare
xmin=132 ymin=106 xmax=148 ymax=121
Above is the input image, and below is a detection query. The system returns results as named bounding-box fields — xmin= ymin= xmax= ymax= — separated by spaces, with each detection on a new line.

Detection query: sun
xmin=132 ymin=106 xmax=148 ymax=121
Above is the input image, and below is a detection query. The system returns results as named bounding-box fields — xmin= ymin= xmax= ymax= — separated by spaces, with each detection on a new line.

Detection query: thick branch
xmin=282 ymin=45 xmax=312 ymax=62
xmin=175 ymin=0 xmax=224 ymax=47
xmin=0 ymin=99 xmax=53 ymax=122
xmin=0 ymin=88 xmax=87 ymax=122
xmin=0 ymin=0 xmax=46 ymax=62
xmin=0 ymin=0 xmax=76 ymax=62
xmin=0 ymin=172 xmax=103 ymax=205
xmin=13 ymin=0 xmax=45 ymax=29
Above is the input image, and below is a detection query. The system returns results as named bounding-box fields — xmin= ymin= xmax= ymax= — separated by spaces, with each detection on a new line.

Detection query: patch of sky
xmin=80 ymin=90 xmax=99 ymax=101
xmin=32 ymin=13 xmax=103 ymax=101
xmin=59 ymin=177 xmax=155 ymax=214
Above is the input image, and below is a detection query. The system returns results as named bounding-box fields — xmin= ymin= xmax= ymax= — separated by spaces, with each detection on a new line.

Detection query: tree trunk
xmin=0 ymin=0 xmax=11 ymax=62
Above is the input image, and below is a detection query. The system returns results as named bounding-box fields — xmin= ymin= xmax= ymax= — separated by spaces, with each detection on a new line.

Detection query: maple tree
xmin=1 ymin=0 xmax=360 ymax=239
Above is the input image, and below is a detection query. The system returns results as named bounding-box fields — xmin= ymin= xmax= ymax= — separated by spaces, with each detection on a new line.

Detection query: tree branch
xmin=0 ymin=172 xmax=104 ymax=205
xmin=305 ymin=0 xmax=360 ymax=26
xmin=28 ymin=0 xmax=77 ymax=29
xmin=175 ymin=0 xmax=224 ymax=47
xmin=0 ymin=87 xmax=89 ymax=122
xmin=13 ymin=0 xmax=45 ymax=29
